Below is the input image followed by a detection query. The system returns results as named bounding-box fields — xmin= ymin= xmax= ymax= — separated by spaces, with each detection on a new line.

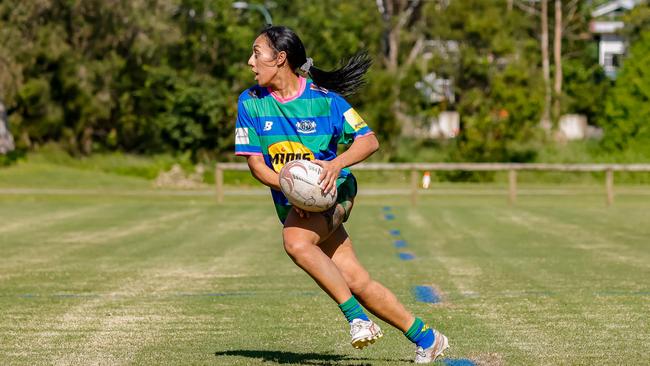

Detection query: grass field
xmin=1 ymin=165 xmax=649 ymax=365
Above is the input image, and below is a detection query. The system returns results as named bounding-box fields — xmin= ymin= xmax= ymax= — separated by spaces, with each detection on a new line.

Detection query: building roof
xmin=592 ymin=0 xmax=640 ymax=18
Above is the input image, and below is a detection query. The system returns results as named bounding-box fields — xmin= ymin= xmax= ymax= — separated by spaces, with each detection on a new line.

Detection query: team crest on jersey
xmin=268 ymin=141 xmax=314 ymax=172
xmin=296 ymin=120 xmax=317 ymax=134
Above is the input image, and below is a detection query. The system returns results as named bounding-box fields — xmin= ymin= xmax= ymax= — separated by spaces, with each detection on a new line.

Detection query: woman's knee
xmin=283 ymin=237 xmax=311 ymax=259
xmin=345 ymin=270 xmax=372 ymax=295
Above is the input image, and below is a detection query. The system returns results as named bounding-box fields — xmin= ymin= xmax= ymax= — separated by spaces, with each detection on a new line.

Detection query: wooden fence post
xmin=216 ymin=164 xmax=224 ymax=204
xmin=410 ymin=169 xmax=418 ymax=206
xmin=508 ymin=169 xmax=517 ymax=205
xmin=606 ymin=169 xmax=614 ymax=206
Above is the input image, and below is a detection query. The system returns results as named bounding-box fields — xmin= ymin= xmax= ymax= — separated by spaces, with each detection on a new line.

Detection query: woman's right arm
xmin=246 ymin=155 xmax=311 ymax=218
xmin=246 ymin=155 xmax=281 ymax=191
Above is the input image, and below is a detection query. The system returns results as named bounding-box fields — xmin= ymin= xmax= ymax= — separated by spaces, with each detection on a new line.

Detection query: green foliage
xmin=0 ymin=149 xmax=25 ymax=167
xmin=0 ymin=0 xmax=255 ymax=157
xmin=562 ymin=55 xmax=611 ymax=124
xmin=356 ymin=70 xmax=400 ymax=158
xmin=428 ymin=0 xmax=542 ymax=166
xmin=0 ymin=0 xmax=643 ymax=168
xmin=621 ymin=2 xmax=650 ymax=44
xmin=601 ymin=31 xmax=650 ymax=150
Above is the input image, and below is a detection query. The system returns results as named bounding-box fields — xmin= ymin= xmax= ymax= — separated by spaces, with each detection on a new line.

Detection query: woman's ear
xmin=276 ymin=50 xmax=288 ymax=67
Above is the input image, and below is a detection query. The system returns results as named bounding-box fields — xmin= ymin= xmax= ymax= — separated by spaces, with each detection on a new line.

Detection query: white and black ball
xmin=279 ymin=160 xmax=337 ymax=212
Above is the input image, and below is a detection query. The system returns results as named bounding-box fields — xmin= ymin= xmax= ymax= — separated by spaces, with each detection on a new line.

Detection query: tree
xmin=601 ymin=31 xmax=650 ymax=150
xmin=372 ymin=0 xmax=428 ymax=156
xmin=541 ymin=0 xmax=552 ymax=129
xmin=428 ymin=0 xmax=543 ymax=165
xmin=514 ymin=0 xmax=586 ymax=127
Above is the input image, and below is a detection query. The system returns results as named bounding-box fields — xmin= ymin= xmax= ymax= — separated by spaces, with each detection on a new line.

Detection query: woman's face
xmin=248 ymin=35 xmax=281 ymax=86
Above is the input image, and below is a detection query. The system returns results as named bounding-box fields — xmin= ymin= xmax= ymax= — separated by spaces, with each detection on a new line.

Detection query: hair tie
xmin=299 ymin=58 xmax=313 ymax=75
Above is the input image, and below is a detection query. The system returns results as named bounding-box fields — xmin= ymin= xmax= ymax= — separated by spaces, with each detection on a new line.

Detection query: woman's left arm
xmin=313 ymin=134 xmax=379 ymax=194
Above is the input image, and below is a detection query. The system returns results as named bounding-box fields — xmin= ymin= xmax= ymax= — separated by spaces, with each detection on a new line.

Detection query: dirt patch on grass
xmin=472 ymin=352 xmax=505 ymax=366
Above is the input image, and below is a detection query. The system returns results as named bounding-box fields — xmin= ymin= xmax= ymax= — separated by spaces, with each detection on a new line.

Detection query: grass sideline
xmin=1 ymin=176 xmax=649 ymax=364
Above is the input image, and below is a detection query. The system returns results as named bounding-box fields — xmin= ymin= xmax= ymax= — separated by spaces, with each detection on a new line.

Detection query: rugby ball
xmin=279 ymin=160 xmax=337 ymax=212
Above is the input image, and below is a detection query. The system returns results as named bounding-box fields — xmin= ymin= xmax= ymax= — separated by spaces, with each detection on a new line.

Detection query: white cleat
xmin=349 ymin=318 xmax=383 ymax=349
xmin=414 ymin=329 xmax=449 ymax=363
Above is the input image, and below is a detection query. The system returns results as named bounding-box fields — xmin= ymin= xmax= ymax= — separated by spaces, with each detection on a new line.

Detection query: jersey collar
xmin=268 ymin=76 xmax=306 ymax=104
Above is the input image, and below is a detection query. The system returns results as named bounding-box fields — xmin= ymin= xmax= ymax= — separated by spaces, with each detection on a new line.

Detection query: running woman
xmin=234 ymin=25 xmax=449 ymax=363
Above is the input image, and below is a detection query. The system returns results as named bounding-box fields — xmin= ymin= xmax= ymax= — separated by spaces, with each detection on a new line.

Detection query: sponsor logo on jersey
xmin=343 ymin=108 xmax=367 ymax=132
xmin=268 ymin=141 xmax=315 ymax=172
xmin=235 ymin=128 xmax=249 ymax=145
xmin=296 ymin=120 xmax=317 ymax=134
xmin=264 ymin=121 xmax=274 ymax=131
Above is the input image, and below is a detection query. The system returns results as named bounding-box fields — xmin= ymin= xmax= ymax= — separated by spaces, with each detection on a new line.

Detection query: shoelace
xmin=415 ymin=346 xmax=427 ymax=358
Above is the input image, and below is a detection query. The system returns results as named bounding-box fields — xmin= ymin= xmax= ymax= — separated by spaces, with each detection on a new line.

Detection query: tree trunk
xmin=553 ymin=0 xmax=563 ymax=124
xmin=540 ymin=0 xmax=551 ymax=131
xmin=82 ymin=126 xmax=94 ymax=155
xmin=0 ymin=100 xmax=15 ymax=154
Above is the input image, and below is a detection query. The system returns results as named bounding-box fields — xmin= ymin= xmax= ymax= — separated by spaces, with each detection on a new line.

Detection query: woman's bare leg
xmin=319 ymin=225 xmax=415 ymax=332
xmin=282 ymin=207 xmax=351 ymax=303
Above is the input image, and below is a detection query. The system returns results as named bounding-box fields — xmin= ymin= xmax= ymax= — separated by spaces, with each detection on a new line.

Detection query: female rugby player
xmin=234 ymin=25 xmax=448 ymax=363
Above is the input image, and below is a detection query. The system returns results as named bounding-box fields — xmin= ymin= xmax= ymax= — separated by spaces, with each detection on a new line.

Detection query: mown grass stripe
xmin=394 ymin=240 xmax=407 ymax=248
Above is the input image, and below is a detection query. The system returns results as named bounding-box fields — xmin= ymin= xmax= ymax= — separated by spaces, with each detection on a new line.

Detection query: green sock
xmin=338 ymin=296 xmax=369 ymax=323
xmin=404 ymin=317 xmax=435 ymax=348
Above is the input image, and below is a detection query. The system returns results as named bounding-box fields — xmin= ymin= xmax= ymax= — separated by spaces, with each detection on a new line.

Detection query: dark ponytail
xmin=259 ymin=25 xmax=372 ymax=96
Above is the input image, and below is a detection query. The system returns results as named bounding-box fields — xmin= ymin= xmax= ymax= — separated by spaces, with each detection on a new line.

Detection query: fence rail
xmin=215 ymin=162 xmax=650 ymax=206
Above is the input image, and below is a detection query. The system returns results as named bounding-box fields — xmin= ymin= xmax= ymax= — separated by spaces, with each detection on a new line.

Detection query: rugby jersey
xmin=234 ymin=77 xmax=373 ymax=216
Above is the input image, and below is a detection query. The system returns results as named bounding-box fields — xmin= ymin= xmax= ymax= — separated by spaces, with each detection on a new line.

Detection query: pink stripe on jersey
xmin=235 ymin=152 xmax=263 ymax=156
xmin=354 ymin=131 xmax=376 ymax=139
xmin=268 ymin=76 xmax=306 ymax=104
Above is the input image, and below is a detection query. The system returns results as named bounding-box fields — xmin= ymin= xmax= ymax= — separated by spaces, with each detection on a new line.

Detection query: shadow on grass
xmin=215 ymin=349 xmax=383 ymax=365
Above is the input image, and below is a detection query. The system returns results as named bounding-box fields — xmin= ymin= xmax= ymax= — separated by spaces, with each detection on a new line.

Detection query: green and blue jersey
xmin=234 ymin=77 xmax=373 ymax=220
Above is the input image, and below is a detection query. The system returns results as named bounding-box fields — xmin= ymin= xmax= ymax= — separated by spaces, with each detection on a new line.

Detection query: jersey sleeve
xmin=234 ymin=96 xmax=262 ymax=156
xmin=334 ymin=96 xmax=374 ymax=145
